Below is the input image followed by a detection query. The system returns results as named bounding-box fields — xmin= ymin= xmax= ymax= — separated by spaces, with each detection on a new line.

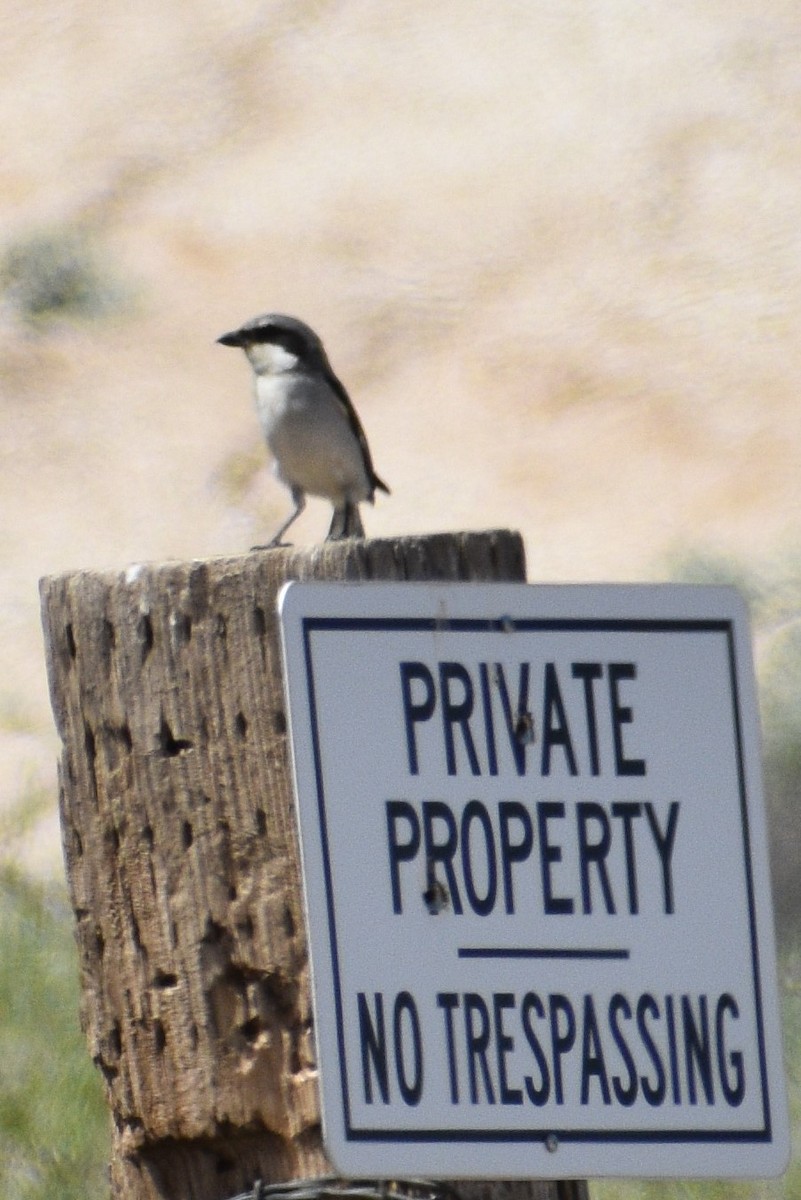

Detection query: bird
xmin=217 ymin=313 xmax=390 ymax=547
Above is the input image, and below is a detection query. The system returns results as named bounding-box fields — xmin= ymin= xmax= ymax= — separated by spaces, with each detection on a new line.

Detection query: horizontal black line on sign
xmin=457 ymin=946 xmax=630 ymax=961
xmin=345 ymin=1126 xmax=771 ymax=1144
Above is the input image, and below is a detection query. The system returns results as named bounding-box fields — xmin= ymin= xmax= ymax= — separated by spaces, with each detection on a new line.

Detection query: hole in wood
xmin=84 ymin=721 xmax=96 ymax=765
xmin=100 ymin=618 xmax=116 ymax=671
xmin=65 ymin=622 xmax=77 ymax=660
xmin=252 ymin=605 xmax=267 ymax=637
xmin=131 ymin=912 xmax=143 ymax=951
xmin=181 ymin=820 xmax=193 ymax=849
xmin=262 ymin=970 xmax=297 ymax=1014
xmin=109 ymin=1021 xmax=122 ymax=1058
xmin=153 ymin=971 xmax=179 ymax=990
xmin=83 ymin=722 xmax=99 ymax=801
xmin=138 ymin=613 xmax=154 ymax=662
xmin=172 ymin=611 xmax=192 ymax=645
xmin=237 ymin=914 xmax=255 ymax=939
xmin=101 ymin=722 xmax=133 ymax=771
xmin=240 ymin=1016 xmax=262 ymax=1044
xmin=158 ymin=714 xmax=193 ymax=757
xmin=97 ymin=1054 xmax=119 ymax=1086
xmin=234 ymin=711 xmax=248 ymax=740
xmin=201 ymin=918 xmax=226 ymax=945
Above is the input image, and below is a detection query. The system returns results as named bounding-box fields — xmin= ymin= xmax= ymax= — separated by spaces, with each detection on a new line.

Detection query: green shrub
xmin=0 ymin=227 xmax=120 ymax=326
xmin=0 ymin=866 xmax=108 ymax=1199
xmin=759 ymin=620 xmax=801 ymax=949
xmin=668 ymin=549 xmax=801 ymax=949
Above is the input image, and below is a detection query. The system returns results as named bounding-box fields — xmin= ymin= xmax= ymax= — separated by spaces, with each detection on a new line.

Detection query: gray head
xmin=216 ymin=312 xmax=330 ymax=376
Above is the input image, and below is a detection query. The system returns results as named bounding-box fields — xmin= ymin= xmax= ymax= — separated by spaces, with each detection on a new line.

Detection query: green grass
xmin=0 ymin=866 xmax=108 ymax=1199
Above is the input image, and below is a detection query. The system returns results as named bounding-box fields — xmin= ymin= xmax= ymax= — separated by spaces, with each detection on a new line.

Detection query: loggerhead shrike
xmin=217 ymin=313 xmax=390 ymax=547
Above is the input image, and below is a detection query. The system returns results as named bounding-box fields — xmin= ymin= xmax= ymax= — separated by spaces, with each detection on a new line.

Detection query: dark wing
xmin=323 ymin=366 xmax=390 ymax=497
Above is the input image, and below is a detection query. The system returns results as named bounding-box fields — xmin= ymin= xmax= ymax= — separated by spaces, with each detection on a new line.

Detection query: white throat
xmin=245 ymin=341 xmax=300 ymax=376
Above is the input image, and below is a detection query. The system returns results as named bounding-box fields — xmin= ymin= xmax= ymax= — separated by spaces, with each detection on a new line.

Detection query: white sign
xmin=278 ymin=583 xmax=788 ymax=1180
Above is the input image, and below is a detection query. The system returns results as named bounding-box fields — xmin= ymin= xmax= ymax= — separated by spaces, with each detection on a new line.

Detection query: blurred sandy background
xmin=2 ymin=0 xmax=800 ymax=876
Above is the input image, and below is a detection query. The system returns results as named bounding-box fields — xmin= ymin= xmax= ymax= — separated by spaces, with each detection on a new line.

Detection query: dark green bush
xmin=0 ymin=866 xmax=108 ymax=1198
xmin=669 ymin=549 xmax=801 ymax=949
xmin=1 ymin=227 xmax=120 ymax=326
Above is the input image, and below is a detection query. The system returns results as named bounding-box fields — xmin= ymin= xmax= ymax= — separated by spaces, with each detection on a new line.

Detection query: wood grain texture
xmin=40 ymin=531 xmax=584 ymax=1200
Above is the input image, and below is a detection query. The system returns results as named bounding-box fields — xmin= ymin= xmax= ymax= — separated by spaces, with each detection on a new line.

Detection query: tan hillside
xmin=2 ymin=0 xmax=800 ymax=871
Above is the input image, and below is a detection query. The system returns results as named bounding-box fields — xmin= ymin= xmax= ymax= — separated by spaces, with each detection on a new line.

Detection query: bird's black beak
xmin=216 ymin=330 xmax=243 ymax=347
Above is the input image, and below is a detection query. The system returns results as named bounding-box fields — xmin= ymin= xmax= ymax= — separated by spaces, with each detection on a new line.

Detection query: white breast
xmin=254 ymin=373 xmax=370 ymax=505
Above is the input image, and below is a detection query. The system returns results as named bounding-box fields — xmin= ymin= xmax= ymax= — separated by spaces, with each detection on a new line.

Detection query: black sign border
xmin=299 ymin=615 xmax=772 ymax=1148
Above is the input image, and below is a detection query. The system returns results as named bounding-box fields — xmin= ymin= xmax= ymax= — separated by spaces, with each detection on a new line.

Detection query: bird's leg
xmin=253 ymin=489 xmax=306 ymax=550
xmin=326 ymin=506 xmax=345 ymax=540
xmin=327 ymin=501 xmax=364 ymax=541
xmin=343 ymin=501 xmax=365 ymax=538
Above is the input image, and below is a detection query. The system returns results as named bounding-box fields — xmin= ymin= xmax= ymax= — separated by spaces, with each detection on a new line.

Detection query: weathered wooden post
xmin=40 ymin=530 xmax=588 ymax=1200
